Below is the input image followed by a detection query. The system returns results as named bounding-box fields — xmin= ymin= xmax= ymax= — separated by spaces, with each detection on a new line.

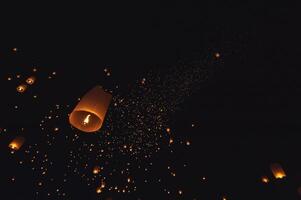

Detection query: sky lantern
xmin=261 ymin=176 xmax=269 ymax=183
xmin=93 ymin=166 xmax=101 ymax=174
xmin=270 ymin=163 xmax=286 ymax=179
xmin=9 ymin=136 xmax=25 ymax=151
xmin=26 ymin=76 xmax=36 ymax=85
xmin=16 ymin=84 xmax=27 ymax=93
xmin=69 ymin=86 xmax=112 ymax=133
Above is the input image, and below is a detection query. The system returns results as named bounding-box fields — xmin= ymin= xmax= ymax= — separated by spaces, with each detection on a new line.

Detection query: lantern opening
xmin=70 ymin=110 xmax=102 ymax=133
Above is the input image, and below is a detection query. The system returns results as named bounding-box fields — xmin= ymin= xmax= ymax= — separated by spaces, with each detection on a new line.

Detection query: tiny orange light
xmin=261 ymin=176 xmax=269 ymax=183
xmin=16 ymin=84 xmax=27 ymax=93
xmin=26 ymin=76 xmax=36 ymax=85
xmin=270 ymin=163 xmax=286 ymax=179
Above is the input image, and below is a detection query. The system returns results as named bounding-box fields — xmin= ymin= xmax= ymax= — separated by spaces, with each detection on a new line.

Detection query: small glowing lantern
xmin=270 ymin=163 xmax=286 ymax=179
xmin=16 ymin=84 xmax=27 ymax=93
xmin=261 ymin=176 xmax=269 ymax=183
xmin=69 ymin=86 xmax=112 ymax=133
xmin=9 ymin=136 xmax=25 ymax=151
xmin=93 ymin=166 xmax=101 ymax=174
xmin=215 ymin=52 xmax=221 ymax=58
xmin=26 ymin=76 xmax=36 ymax=85
xmin=96 ymin=187 xmax=102 ymax=194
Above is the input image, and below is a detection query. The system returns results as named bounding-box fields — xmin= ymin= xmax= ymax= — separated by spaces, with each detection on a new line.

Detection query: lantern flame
xmin=83 ymin=114 xmax=91 ymax=126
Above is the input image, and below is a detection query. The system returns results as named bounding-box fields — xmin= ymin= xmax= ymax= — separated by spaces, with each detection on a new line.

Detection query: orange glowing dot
xmin=178 ymin=190 xmax=183 ymax=195
xmin=7 ymin=77 xmax=12 ymax=81
xmin=12 ymin=48 xmax=18 ymax=52
xmin=166 ymin=128 xmax=171 ymax=133
xmin=169 ymin=138 xmax=174 ymax=144
xmin=261 ymin=176 xmax=269 ymax=183
xmin=215 ymin=52 xmax=221 ymax=58
xmin=186 ymin=141 xmax=191 ymax=146
xmin=16 ymin=84 xmax=27 ymax=93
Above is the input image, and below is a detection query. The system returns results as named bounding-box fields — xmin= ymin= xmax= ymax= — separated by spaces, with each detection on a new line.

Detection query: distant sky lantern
xmin=93 ymin=166 xmax=101 ymax=174
xmin=261 ymin=176 xmax=269 ymax=183
xmin=26 ymin=76 xmax=36 ymax=85
xmin=9 ymin=136 xmax=25 ymax=151
xmin=215 ymin=52 xmax=221 ymax=58
xmin=16 ymin=84 xmax=27 ymax=93
xmin=69 ymin=86 xmax=112 ymax=133
xmin=270 ymin=163 xmax=286 ymax=179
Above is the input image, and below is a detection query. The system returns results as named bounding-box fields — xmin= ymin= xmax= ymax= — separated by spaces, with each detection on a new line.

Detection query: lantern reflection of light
xmin=69 ymin=86 xmax=112 ymax=133
xmin=16 ymin=84 xmax=27 ymax=93
xmin=9 ymin=136 xmax=25 ymax=151
xmin=270 ymin=163 xmax=286 ymax=179
xmin=26 ymin=76 xmax=36 ymax=85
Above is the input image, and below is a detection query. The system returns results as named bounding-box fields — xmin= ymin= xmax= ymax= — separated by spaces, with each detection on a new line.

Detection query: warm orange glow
xmin=9 ymin=136 xmax=25 ymax=151
xmin=93 ymin=166 xmax=101 ymax=174
xmin=169 ymin=138 xmax=174 ymax=144
xmin=96 ymin=187 xmax=102 ymax=194
xmin=83 ymin=114 xmax=91 ymax=126
xmin=270 ymin=163 xmax=286 ymax=179
xmin=101 ymin=180 xmax=106 ymax=188
xmin=261 ymin=176 xmax=269 ymax=183
xmin=69 ymin=86 xmax=112 ymax=133
xmin=16 ymin=84 xmax=27 ymax=93
xmin=215 ymin=52 xmax=221 ymax=58
xmin=166 ymin=128 xmax=171 ymax=133
xmin=26 ymin=76 xmax=36 ymax=85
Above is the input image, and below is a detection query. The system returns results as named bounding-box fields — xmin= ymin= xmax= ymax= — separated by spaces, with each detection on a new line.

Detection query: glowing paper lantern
xmin=26 ymin=76 xmax=36 ymax=85
xmin=93 ymin=166 xmax=101 ymax=174
xmin=261 ymin=176 xmax=269 ymax=183
xmin=96 ymin=187 xmax=102 ymax=194
xmin=69 ymin=86 xmax=112 ymax=133
xmin=16 ymin=84 xmax=27 ymax=93
xmin=9 ymin=136 xmax=25 ymax=151
xmin=270 ymin=163 xmax=286 ymax=179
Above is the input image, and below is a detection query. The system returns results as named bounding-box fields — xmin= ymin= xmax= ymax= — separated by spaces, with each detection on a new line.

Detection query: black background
xmin=0 ymin=1 xmax=300 ymax=199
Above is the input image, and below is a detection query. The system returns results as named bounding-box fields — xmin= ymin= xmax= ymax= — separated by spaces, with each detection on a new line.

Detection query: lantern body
xmin=26 ymin=76 xmax=36 ymax=85
xmin=93 ymin=166 xmax=101 ymax=174
xmin=270 ymin=163 xmax=286 ymax=179
xmin=9 ymin=136 xmax=25 ymax=150
xmin=16 ymin=84 xmax=27 ymax=93
xmin=69 ymin=86 xmax=112 ymax=133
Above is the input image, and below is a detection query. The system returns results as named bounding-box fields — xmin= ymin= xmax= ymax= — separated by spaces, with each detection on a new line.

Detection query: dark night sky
xmin=0 ymin=1 xmax=300 ymax=200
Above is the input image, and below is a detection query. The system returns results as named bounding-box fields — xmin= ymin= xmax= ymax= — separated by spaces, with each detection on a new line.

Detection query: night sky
xmin=0 ymin=1 xmax=300 ymax=200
